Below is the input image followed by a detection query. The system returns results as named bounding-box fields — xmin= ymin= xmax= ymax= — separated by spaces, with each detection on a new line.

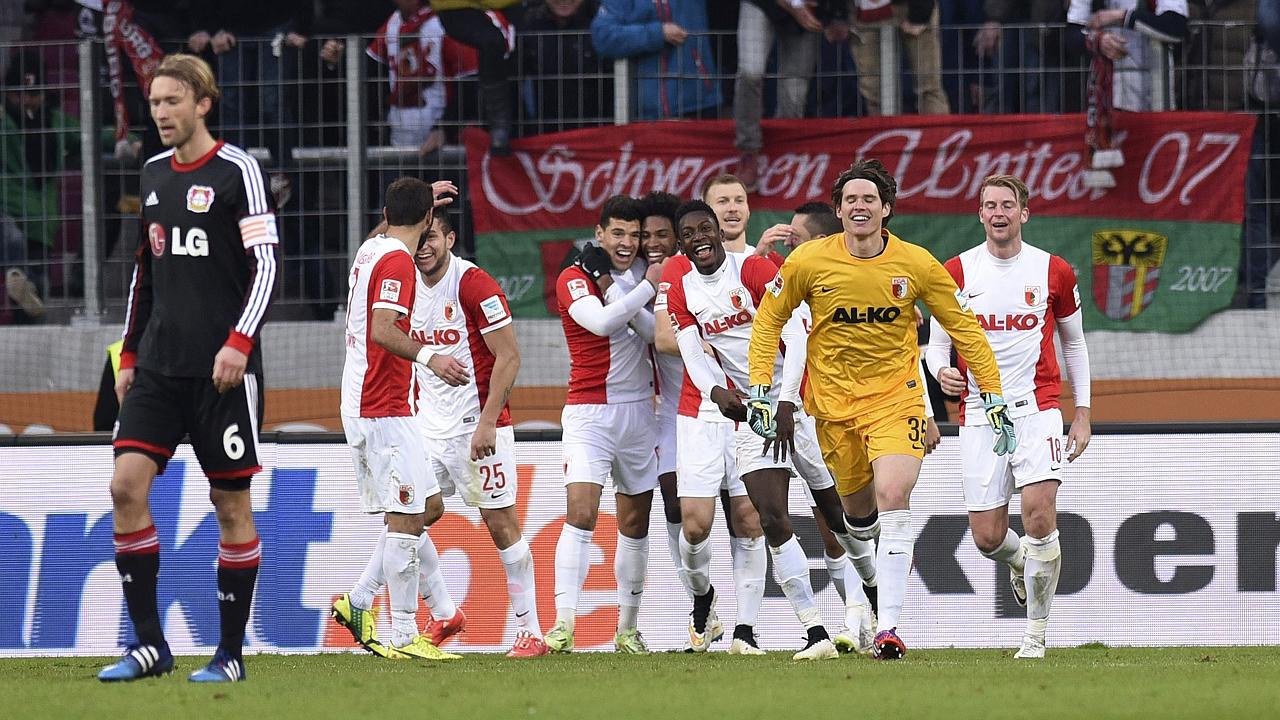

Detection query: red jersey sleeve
xmin=741 ymin=254 xmax=781 ymax=307
xmin=370 ymin=251 xmax=416 ymax=316
xmin=366 ymin=19 xmax=391 ymax=64
xmin=1048 ymin=255 xmax=1081 ymax=319
xmin=943 ymin=256 xmax=964 ymax=289
xmin=764 ymin=250 xmax=785 ymax=268
xmin=459 ymin=266 xmax=512 ymax=334
xmin=657 ymin=256 xmax=696 ymax=331
xmin=556 ymin=265 xmax=599 ymax=311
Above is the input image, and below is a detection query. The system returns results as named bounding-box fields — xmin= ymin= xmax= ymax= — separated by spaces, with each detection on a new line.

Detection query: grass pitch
xmin=5 ymin=647 xmax=1279 ymax=720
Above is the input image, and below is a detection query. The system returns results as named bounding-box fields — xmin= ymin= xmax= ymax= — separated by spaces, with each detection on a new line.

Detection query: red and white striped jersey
xmin=341 ymin=235 xmax=418 ymax=419
xmin=366 ymin=6 xmax=481 ymax=108
xmin=658 ymin=253 xmax=787 ymax=419
xmin=944 ymin=242 xmax=1081 ymax=424
xmin=556 ymin=264 xmax=655 ymax=405
xmin=411 ymin=255 xmax=513 ymax=438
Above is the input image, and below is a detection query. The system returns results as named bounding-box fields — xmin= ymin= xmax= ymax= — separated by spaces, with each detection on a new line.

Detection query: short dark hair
xmin=793 ymin=201 xmax=841 ymax=237
xmin=675 ymin=199 xmax=717 ymax=229
xmin=432 ymin=204 xmax=454 ymax=236
xmin=830 ymin=159 xmax=897 ymax=223
xmin=384 ymin=177 xmax=433 ymax=226
xmin=640 ymin=191 xmax=681 ymax=227
xmin=598 ymin=194 xmax=643 ymax=229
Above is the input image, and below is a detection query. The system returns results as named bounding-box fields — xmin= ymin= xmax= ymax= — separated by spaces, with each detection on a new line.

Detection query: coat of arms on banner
xmin=1091 ymin=230 xmax=1168 ymax=321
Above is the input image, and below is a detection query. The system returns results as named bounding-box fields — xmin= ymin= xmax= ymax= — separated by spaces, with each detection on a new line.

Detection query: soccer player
xmin=547 ymin=195 xmax=665 ymax=654
xmin=747 ymin=159 xmax=1014 ymax=660
xmin=408 ymin=205 xmax=549 ymax=657
xmin=924 ymin=174 xmax=1092 ymax=659
xmin=663 ymin=200 xmax=838 ymax=661
xmin=330 ymin=177 xmax=461 ymax=663
xmin=648 ymin=194 xmax=769 ymax=655
xmin=99 ymin=54 xmax=278 ymax=683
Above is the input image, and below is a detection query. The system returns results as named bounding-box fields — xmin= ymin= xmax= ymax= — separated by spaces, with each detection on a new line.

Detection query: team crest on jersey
xmin=398 ymin=484 xmax=414 ymax=505
xmin=147 ymin=223 xmax=166 ymax=257
xmin=185 ymin=185 xmax=215 ymax=213
xmin=443 ymin=301 xmax=458 ymax=322
xmin=1025 ymin=285 xmax=1043 ymax=306
xmin=729 ymin=287 xmax=750 ymax=312
xmin=380 ymin=279 xmax=402 ymax=302
xmin=891 ymin=277 xmax=909 ymax=299
xmin=1091 ymin=229 xmax=1167 ymax=321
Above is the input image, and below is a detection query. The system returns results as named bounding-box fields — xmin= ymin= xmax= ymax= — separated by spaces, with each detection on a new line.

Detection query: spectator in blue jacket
xmin=590 ymin=0 xmax=721 ymax=120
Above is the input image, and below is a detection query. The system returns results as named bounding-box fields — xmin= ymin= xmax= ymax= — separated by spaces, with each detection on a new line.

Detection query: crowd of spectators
xmin=0 ymin=0 xmax=1276 ymax=324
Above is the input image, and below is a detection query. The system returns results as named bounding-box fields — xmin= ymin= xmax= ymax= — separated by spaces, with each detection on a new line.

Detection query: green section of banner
xmin=478 ymin=213 xmax=1240 ymax=332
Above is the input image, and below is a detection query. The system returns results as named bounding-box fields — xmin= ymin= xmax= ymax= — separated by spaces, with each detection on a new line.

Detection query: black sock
xmin=733 ymin=624 xmax=756 ymax=645
xmin=863 ymin=583 xmax=879 ymax=615
xmin=806 ymin=625 xmax=830 ymax=644
xmin=691 ymin=586 xmax=714 ymax=633
xmin=216 ymin=538 xmax=261 ymax=660
xmin=114 ymin=526 xmax=164 ymax=648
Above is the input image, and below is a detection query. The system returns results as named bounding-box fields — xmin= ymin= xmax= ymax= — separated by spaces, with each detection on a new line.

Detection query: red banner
xmin=464 ymin=113 xmax=1256 ymax=233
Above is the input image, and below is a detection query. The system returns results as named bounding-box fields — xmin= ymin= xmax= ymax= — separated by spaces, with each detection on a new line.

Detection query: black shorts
xmin=114 ymin=368 xmax=264 ymax=490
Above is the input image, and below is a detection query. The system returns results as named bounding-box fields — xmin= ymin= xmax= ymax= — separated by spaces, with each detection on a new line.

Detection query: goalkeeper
xmin=746 ymin=160 xmax=1011 ymax=661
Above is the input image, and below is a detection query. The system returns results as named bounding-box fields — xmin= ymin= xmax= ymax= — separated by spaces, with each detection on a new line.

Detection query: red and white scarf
xmin=102 ymin=1 xmax=165 ymax=141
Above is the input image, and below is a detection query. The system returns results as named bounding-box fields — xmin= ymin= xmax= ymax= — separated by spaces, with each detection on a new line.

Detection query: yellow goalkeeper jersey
xmin=748 ymin=230 xmax=1002 ymax=421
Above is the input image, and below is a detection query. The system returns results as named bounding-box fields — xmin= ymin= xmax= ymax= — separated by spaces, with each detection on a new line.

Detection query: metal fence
xmin=0 ymin=20 xmax=1274 ymax=326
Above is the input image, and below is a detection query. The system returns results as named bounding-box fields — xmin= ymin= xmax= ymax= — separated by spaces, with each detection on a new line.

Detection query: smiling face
xmin=596 ymin=217 xmax=643 ymax=271
xmin=704 ymin=180 xmax=750 ymax=244
xmin=678 ymin=210 xmax=726 ymax=274
xmin=414 ymin=215 xmax=455 ymax=279
xmin=641 ymin=215 xmax=677 ymax=264
xmin=149 ymin=75 xmax=210 ymax=150
xmin=979 ymin=184 xmax=1028 ymax=248
xmin=837 ymin=178 xmax=890 ymax=242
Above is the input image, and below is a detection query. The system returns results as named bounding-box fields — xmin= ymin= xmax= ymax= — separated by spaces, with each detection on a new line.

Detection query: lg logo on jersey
xmin=148 ymin=223 xmax=209 ymax=257
xmin=412 ymin=328 xmax=461 ymax=346
xmin=975 ymin=313 xmax=1039 ymax=331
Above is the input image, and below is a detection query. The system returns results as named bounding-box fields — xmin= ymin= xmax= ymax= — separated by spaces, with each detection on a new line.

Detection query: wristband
xmin=415 ymin=346 xmax=436 ymax=366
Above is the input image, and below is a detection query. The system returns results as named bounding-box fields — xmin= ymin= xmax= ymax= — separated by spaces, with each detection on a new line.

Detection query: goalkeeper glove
xmin=573 ymin=244 xmax=612 ymax=281
xmin=746 ymin=384 xmax=776 ymax=440
xmin=981 ymin=392 xmax=1017 ymax=456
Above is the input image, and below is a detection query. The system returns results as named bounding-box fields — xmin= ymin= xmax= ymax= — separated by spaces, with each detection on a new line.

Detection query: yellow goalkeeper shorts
xmin=814 ymin=396 xmax=929 ymax=496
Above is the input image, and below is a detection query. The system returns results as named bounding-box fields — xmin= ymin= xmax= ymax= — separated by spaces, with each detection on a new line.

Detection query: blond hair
xmin=700 ymin=173 xmax=747 ymax=202
xmin=154 ymin=53 xmax=220 ymax=104
xmin=980 ymin=174 xmax=1029 ymax=208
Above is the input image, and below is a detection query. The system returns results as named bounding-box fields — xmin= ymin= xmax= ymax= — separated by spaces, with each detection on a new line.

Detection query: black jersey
xmin=122 ymin=140 xmax=279 ymax=377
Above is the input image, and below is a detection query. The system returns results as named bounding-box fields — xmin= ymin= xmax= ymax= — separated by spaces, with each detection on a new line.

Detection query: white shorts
xmin=656 ymin=411 xmax=678 ymax=477
xmin=790 ymin=412 xmax=836 ymax=492
xmin=342 ymin=415 xmax=439 ymax=515
xmin=959 ymin=409 xmax=1065 ymax=512
xmin=427 ymin=426 xmax=517 ymax=509
xmin=562 ymin=401 xmax=658 ymax=496
xmin=388 ymin=104 xmax=443 ymax=147
xmin=675 ymin=415 xmax=748 ymax=499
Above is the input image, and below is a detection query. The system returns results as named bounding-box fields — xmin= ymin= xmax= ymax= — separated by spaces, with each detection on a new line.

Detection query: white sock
xmin=498 ymin=538 xmax=539 ymax=634
xmin=731 ymin=536 xmax=766 ymax=627
xmin=666 ymin=521 xmax=692 ymax=599
xmin=876 ymin=510 xmax=913 ymax=632
xmin=615 ymin=533 xmax=648 ymax=632
xmin=349 ymin=525 xmax=387 ymax=611
xmin=824 ymin=553 xmax=848 ymax=604
xmin=770 ymin=535 xmax=818 ymax=625
xmin=680 ymin=533 xmax=712 ymax=596
xmin=554 ymin=523 xmax=593 ymax=625
xmin=1024 ymin=530 xmax=1062 ymax=622
xmin=836 ymin=525 xmax=878 ymax=586
xmin=981 ymin=528 xmax=1025 ymax=572
xmin=384 ymin=531 xmax=421 ymax=647
xmin=417 ymin=532 xmax=457 ymax=619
